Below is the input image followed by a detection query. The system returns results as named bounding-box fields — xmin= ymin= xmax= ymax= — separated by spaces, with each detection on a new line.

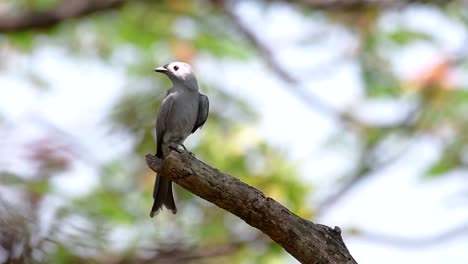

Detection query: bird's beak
xmin=154 ymin=66 xmax=168 ymax=73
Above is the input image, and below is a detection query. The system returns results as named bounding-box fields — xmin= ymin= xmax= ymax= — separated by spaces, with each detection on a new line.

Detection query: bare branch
xmin=0 ymin=0 xmax=127 ymax=33
xmin=146 ymin=149 xmax=357 ymax=264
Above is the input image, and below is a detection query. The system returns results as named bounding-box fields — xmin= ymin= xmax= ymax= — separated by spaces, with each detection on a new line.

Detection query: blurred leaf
xmin=360 ymin=32 xmax=401 ymax=98
xmin=73 ymin=190 xmax=135 ymax=224
xmin=24 ymin=0 xmax=60 ymax=10
xmin=426 ymin=159 xmax=455 ymax=176
xmin=0 ymin=172 xmax=26 ymax=185
xmin=426 ymin=141 xmax=462 ymax=177
xmin=386 ymin=29 xmax=433 ymax=45
xmin=29 ymin=180 xmax=50 ymax=194
xmin=7 ymin=32 xmax=35 ymax=50
xmin=194 ymin=33 xmax=251 ymax=59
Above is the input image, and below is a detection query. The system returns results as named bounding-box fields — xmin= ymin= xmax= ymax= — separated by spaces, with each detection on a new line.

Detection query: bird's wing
xmin=156 ymin=94 xmax=174 ymax=158
xmin=192 ymin=93 xmax=209 ymax=133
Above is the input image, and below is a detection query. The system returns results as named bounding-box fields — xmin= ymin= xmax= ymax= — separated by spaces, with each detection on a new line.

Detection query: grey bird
xmin=150 ymin=61 xmax=209 ymax=217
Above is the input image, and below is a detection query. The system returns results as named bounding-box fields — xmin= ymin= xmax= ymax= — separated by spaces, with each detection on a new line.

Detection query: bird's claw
xmin=169 ymin=143 xmax=182 ymax=153
xmin=168 ymin=143 xmax=195 ymax=156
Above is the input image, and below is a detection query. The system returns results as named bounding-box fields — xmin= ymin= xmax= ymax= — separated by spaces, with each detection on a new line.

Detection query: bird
xmin=150 ymin=61 xmax=209 ymax=217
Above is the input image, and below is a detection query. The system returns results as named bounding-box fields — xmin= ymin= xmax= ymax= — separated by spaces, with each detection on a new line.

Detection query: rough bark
xmin=145 ymin=149 xmax=357 ymax=264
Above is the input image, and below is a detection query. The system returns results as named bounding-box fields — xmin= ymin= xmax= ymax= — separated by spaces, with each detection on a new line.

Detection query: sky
xmin=1 ymin=2 xmax=468 ymax=263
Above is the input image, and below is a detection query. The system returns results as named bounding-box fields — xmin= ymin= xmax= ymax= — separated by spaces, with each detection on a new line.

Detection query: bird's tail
xmin=150 ymin=174 xmax=177 ymax=217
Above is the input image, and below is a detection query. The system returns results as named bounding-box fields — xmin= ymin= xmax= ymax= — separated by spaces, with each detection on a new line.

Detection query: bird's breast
xmin=163 ymin=91 xmax=199 ymax=143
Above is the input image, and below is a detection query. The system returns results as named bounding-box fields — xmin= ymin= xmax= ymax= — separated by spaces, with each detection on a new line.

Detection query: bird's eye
xmin=174 ymin=65 xmax=179 ymax=71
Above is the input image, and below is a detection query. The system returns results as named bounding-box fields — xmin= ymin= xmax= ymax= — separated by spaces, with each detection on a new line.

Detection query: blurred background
xmin=1 ymin=0 xmax=468 ymax=263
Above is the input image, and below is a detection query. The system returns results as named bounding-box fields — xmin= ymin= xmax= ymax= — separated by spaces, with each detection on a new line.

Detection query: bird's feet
xmin=168 ymin=142 xmax=182 ymax=153
xmin=168 ymin=143 xmax=195 ymax=156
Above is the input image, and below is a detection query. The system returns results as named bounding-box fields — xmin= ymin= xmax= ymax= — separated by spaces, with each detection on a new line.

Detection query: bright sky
xmin=0 ymin=2 xmax=468 ymax=264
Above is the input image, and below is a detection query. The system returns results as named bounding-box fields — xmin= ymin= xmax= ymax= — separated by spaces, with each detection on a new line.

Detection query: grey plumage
xmin=150 ymin=62 xmax=209 ymax=217
xmin=192 ymin=94 xmax=209 ymax=133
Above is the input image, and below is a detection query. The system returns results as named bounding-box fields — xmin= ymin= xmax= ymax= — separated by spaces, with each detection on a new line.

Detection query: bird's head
xmin=154 ymin=61 xmax=198 ymax=89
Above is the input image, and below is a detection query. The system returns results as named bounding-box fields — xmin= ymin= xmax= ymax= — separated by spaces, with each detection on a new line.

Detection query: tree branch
xmin=0 ymin=0 xmax=127 ymax=33
xmin=145 ymin=149 xmax=357 ymax=264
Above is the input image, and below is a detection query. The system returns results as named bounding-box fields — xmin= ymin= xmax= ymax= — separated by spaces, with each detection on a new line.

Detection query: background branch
xmin=0 ymin=0 xmax=127 ymax=32
xmin=270 ymin=0 xmax=454 ymax=10
xmin=347 ymin=222 xmax=468 ymax=248
xmin=0 ymin=0 xmax=455 ymax=33
xmin=316 ymin=138 xmax=414 ymax=214
xmin=115 ymin=240 xmax=246 ymax=264
xmin=146 ymin=149 xmax=357 ymax=264
xmin=222 ymin=3 xmax=361 ymax=128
